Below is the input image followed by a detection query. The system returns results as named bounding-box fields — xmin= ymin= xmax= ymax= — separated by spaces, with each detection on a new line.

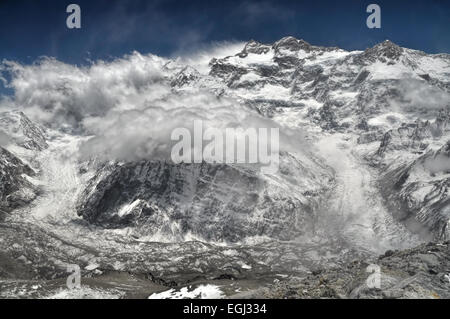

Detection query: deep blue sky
xmin=0 ymin=0 xmax=449 ymax=65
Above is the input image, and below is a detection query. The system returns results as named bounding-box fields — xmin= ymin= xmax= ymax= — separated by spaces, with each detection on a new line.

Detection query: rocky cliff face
xmin=0 ymin=147 xmax=37 ymax=215
xmin=0 ymin=111 xmax=45 ymax=216
xmin=379 ymin=140 xmax=450 ymax=241
xmin=76 ymin=153 xmax=333 ymax=243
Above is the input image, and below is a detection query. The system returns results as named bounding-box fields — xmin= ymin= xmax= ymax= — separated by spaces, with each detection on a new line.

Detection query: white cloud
xmin=1 ymin=46 xmax=306 ymax=163
xmin=391 ymin=78 xmax=450 ymax=115
xmin=0 ymin=130 xmax=9 ymax=147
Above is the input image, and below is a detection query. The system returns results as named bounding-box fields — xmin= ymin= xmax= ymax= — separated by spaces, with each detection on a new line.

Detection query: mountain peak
xmin=272 ymin=36 xmax=312 ymax=53
xmin=241 ymin=39 xmax=271 ymax=55
xmin=0 ymin=110 xmax=47 ymax=151
xmin=364 ymin=39 xmax=404 ymax=61
xmin=376 ymin=39 xmax=401 ymax=49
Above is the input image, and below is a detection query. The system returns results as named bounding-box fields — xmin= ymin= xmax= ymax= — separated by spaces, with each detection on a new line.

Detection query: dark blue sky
xmin=0 ymin=0 xmax=449 ymax=65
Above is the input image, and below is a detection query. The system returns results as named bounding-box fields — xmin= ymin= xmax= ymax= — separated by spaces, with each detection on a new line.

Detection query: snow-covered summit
xmin=0 ymin=110 xmax=47 ymax=150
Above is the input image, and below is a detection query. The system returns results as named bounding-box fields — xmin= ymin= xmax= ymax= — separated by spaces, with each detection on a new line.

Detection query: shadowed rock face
xmin=239 ymin=40 xmax=271 ymax=56
xmin=0 ymin=147 xmax=37 ymax=214
xmin=272 ymin=36 xmax=314 ymax=54
xmin=376 ymin=113 xmax=449 ymax=157
xmin=359 ymin=40 xmax=404 ymax=64
xmin=379 ymin=141 xmax=450 ymax=241
xmin=367 ymin=110 xmax=450 ymax=241
xmin=170 ymin=66 xmax=200 ymax=88
xmin=0 ymin=111 xmax=45 ymax=215
xmin=76 ymin=153 xmax=333 ymax=243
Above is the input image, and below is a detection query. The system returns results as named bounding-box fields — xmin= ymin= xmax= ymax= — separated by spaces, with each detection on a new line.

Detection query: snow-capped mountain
xmin=203 ymin=36 xmax=450 ymax=241
xmin=0 ymin=37 xmax=449 ymax=298
xmin=0 ymin=111 xmax=46 ymax=215
xmin=0 ymin=111 xmax=48 ymax=152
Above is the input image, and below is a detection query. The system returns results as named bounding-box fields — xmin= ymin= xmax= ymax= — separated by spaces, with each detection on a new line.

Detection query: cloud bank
xmin=391 ymin=79 xmax=450 ymax=115
xmin=0 ymin=130 xmax=9 ymax=147
xmin=0 ymin=44 xmax=306 ymax=164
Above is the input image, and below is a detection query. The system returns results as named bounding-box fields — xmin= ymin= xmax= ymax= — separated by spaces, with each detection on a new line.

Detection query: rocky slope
xmin=0 ymin=111 xmax=45 ymax=216
xmin=242 ymin=241 xmax=450 ymax=299
xmin=76 ymin=153 xmax=333 ymax=243
xmin=2 ymin=241 xmax=447 ymax=299
xmin=0 ymin=147 xmax=37 ymax=215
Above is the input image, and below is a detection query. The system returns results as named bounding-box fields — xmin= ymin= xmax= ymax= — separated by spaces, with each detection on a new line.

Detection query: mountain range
xmin=0 ymin=36 xmax=449 ymax=298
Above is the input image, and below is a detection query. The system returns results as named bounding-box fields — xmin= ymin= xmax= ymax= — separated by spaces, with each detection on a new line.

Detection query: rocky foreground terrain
xmin=254 ymin=242 xmax=450 ymax=299
xmin=0 ymin=240 xmax=448 ymax=299
xmin=0 ymin=37 xmax=449 ymax=298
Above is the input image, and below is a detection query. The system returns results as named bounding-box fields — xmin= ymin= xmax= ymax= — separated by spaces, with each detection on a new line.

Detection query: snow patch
xmin=148 ymin=284 xmax=224 ymax=299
